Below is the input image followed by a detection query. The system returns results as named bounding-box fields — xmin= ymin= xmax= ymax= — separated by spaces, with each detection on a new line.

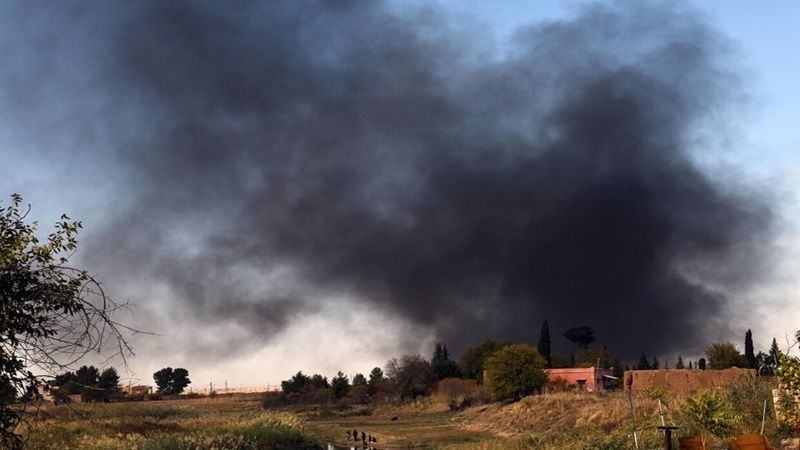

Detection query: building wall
xmin=623 ymin=368 xmax=756 ymax=393
xmin=545 ymin=367 xmax=614 ymax=392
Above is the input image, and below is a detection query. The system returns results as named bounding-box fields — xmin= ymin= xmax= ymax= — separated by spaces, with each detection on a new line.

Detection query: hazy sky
xmin=1 ymin=0 xmax=798 ymax=389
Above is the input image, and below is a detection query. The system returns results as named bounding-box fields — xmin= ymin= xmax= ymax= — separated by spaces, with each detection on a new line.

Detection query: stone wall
xmin=623 ymin=368 xmax=756 ymax=393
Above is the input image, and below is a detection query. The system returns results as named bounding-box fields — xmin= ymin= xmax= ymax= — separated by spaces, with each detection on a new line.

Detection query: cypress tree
xmin=637 ymin=354 xmax=651 ymax=370
xmin=769 ymin=338 xmax=780 ymax=366
xmin=652 ymin=357 xmax=660 ymax=369
xmin=538 ymin=320 xmax=552 ymax=368
xmin=698 ymin=358 xmax=707 ymax=370
xmin=745 ymin=329 xmax=756 ymax=369
xmin=676 ymin=355 xmax=685 ymax=369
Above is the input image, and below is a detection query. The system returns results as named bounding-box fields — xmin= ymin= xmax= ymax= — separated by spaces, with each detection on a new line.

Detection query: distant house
xmin=545 ymin=367 xmax=618 ymax=392
xmin=122 ymin=385 xmax=153 ymax=396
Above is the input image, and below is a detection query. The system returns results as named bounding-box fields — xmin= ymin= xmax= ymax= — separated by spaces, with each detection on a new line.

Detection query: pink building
xmin=544 ymin=367 xmax=617 ymax=392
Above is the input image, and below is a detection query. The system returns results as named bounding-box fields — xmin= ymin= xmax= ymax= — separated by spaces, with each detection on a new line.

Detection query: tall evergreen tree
xmin=698 ymin=358 xmax=707 ymax=370
xmin=431 ymin=343 xmax=460 ymax=380
xmin=744 ymin=329 xmax=756 ymax=369
xmin=652 ymin=357 xmax=660 ymax=369
xmin=538 ymin=320 xmax=552 ymax=368
xmin=676 ymin=355 xmax=685 ymax=369
xmin=769 ymin=338 xmax=780 ymax=366
xmin=637 ymin=354 xmax=651 ymax=370
xmin=688 ymin=361 xmax=693 ymax=369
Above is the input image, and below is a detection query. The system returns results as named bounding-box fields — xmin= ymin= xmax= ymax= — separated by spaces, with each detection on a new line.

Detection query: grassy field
xmin=20 ymin=394 xmax=320 ymax=450
xmin=17 ymin=381 xmax=790 ymax=449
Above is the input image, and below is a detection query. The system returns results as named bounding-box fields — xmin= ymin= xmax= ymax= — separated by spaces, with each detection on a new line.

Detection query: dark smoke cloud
xmin=2 ymin=0 xmax=773 ymax=359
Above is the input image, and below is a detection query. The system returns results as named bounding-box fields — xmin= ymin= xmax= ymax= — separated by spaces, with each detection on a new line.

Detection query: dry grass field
xmin=15 ymin=379 xmax=790 ymax=449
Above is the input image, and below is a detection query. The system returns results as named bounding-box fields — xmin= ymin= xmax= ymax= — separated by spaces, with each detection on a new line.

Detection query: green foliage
xmin=484 ymin=344 xmax=547 ymax=401
xmin=458 ymin=341 xmax=510 ymax=383
xmin=775 ymin=331 xmax=800 ymax=426
xmin=431 ymin=343 xmax=460 ymax=381
xmin=563 ymin=326 xmax=596 ymax=350
xmin=745 ymin=329 xmax=756 ymax=369
xmin=681 ymin=389 xmax=740 ymax=445
xmin=537 ymin=320 xmax=552 ymax=368
xmin=153 ymin=367 xmax=191 ymax=395
xmin=676 ymin=355 xmax=685 ymax=369
xmin=705 ymin=342 xmax=748 ymax=369
xmin=367 ymin=367 xmax=384 ymax=396
xmin=330 ymin=371 xmax=349 ymax=399
xmin=0 ymin=194 xmax=129 ymax=445
xmin=351 ymin=373 xmax=367 ymax=386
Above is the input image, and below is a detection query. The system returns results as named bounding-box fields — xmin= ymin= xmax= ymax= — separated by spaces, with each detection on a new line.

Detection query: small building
xmin=122 ymin=385 xmax=153 ymax=396
xmin=545 ymin=367 xmax=617 ymax=392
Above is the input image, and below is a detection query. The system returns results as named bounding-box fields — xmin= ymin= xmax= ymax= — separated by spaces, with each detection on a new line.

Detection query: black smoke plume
xmin=1 ymin=0 xmax=772 ymax=359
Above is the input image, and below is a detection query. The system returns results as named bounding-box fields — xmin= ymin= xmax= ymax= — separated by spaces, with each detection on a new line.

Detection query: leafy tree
xmin=75 ymin=365 xmax=102 ymax=402
xmin=385 ymin=355 xmax=435 ymax=400
xmin=563 ymin=326 xmax=596 ymax=350
xmin=98 ymin=367 xmax=121 ymax=401
xmin=431 ymin=343 xmax=460 ymax=380
xmin=172 ymin=368 xmax=191 ymax=394
xmin=458 ymin=341 xmax=509 ymax=383
xmin=676 ymin=355 xmax=685 ymax=369
xmin=576 ymin=346 xmax=613 ymax=368
xmin=682 ymin=389 xmax=740 ymax=447
xmin=483 ymin=344 xmax=547 ymax=401
xmin=744 ymin=329 xmax=756 ymax=369
xmin=637 ymin=353 xmax=652 ymax=370
xmin=367 ymin=367 xmax=384 ymax=396
xmin=281 ymin=371 xmax=310 ymax=395
xmin=705 ymin=342 xmax=748 ymax=369
xmin=698 ymin=358 xmax=707 ymax=370
xmin=0 ymin=194 xmax=130 ymax=445
xmin=330 ymin=371 xmax=349 ymax=399
xmin=537 ymin=320 xmax=552 ymax=368
xmin=352 ymin=373 xmax=367 ymax=386
xmin=309 ymin=374 xmax=329 ymax=389
xmin=153 ymin=367 xmax=191 ymax=395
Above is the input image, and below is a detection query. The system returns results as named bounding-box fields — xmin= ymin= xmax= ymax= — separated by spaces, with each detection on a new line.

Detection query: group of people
xmin=346 ymin=429 xmax=378 ymax=446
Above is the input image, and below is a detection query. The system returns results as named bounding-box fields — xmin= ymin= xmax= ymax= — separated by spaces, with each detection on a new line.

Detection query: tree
xmin=744 ymin=329 xmax=756 ymax=369
xmin=769 ymin=338 xmax=780 ymax=367
xmin=281 ymin=371 xmax=310 ymax=395
xmin=367 ymin=367 xmax=384 ymax=396
xmin=330 ymin=371 xmax=349 ymax=399
xmin=75 ymin=365 xmax=101 ymax=402
xmin=576 ymin=346 xmax=613 ymax=368
xmin=309 ymin=374 xmax=329 ymax=389
xmin=563 ymin=326 xmax=596 ymax=350
xmin=172 ymin=368 xmax=191 ymax=394
xmin=458 ymin=341 xmax=509 ymax=383
xmin=98 ymin=367 xmax=121 ymax=402
xmin=385 ymin=355 xmax=435 ymax=400
xmin=0 ymin=194 xmax=131 ymax=445
xmin=689 ymin=361 xmax=693 ymax=370
xmin=431 ymin=343 xmax=460 ymax=380
xmin=652 ymin=357 xmax=660 ymax=370
xmin=352 ymin=373 xmax=367 ymax=386
xmin=153 ymin=367 xmax=191 ymax=395
xmin=705 ymin=342 xmax=747 ymax=369
xmin=637 ymin=353 xmax=652 ymax=370
xmin=483 ymin=344 xmax=547 ymax=401
xmin=676 ymin=355 xmax=685 ymax=369
xmin=538 ymin=320 xmax=552 ymax=368
xmin=683 ymin=389 xmax=739 ymax=448
xmin=698 ymin=358 xmax=707 ymax=370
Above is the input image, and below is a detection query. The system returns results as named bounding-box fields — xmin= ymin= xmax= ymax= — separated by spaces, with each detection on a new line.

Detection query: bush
xmin=437 ymin=378 xmax=489 ymax=410
xmin=484 ymin=344 xmax=547 ymax=401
